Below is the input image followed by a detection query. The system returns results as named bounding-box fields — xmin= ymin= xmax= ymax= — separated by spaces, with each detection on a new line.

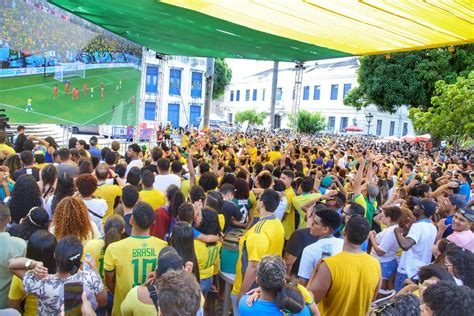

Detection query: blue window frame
xmin=276 ymin=88 xmax=282 ymax=101
xmin=144 ymin=102 xmax=156 ymax=120
xmin=191 ymin=72 xmax=202 ymax=98
xmin=330 ymin=84 xmax=338 ymax=100
xmin=145 ymin=66 xmax=158 ymax=93
xmin=167 ymin=103 xmax=180 ymax=127
xmin=376 ymin=119 xmax=383 ymax=136
xmin=252 ymin=89 xmax=257 ymax=101
xmin=245 ymin=89 xmax=250 ymax=101
xmin=230 ymin=90 xmax=234 ymax=101
xmin=389 ymin=121 xmax=395 ymax=136
xmin=189 ymin=104 xmax=201 ymax=127
xmin=340 ymin=117 xmax=348 ymax=132
xmin=343 ymin=83 xmax=352 ymax=97
xmin=303 ymin=86 xmax=309 ymax=100
xmin=169 ymin=69 xmax=181 ymax=96
xmin=313 ymin=85 xmax=320 ymax=100
xmin=236 ymin=90 xmax=240 ymax=101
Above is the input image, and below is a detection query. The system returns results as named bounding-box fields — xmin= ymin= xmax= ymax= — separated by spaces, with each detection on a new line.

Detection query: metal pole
xmin=203 ymin=57 xmax=214 ymax=129
xmin=269 ymin=61 xmax=279 ymax=130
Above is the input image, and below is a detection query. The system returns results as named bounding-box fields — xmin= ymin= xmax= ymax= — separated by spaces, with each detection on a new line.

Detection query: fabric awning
xmin=48 ymin=0 xmax=474 ymax=61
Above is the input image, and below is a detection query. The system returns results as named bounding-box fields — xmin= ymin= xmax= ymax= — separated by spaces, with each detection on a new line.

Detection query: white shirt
xmin=126 ymin=159 xmax=143 ymax=177
xmin=274 ymin=196 xmax=288 ymax=221
xmin=370 ymin=225 xmax=399 ymax=263
xmin=298 ymin=236 xmax=344 ymax=280
xmin=397 ymin=219 xmax=437 ymax=279
xmin=153 ymin=174 xmax=181 ymax=193
xmin=83 ymin=198 xmax=107 ymax=236
xmin=337 ymin=156 xmax=346 ymax=168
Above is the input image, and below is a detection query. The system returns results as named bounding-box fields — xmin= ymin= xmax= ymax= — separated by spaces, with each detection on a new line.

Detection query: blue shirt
xmin=459 ymin=183 xmax=470 ymax=203
xmin=193 ymin=227 xmax=202 ymax=239
xmin=239 ymin=295 xmax=311 ymax=316
xmin=442 ymin=215 xmax=453 ymax=238
xmin=89 ymin=146 xmax=101 ymax=158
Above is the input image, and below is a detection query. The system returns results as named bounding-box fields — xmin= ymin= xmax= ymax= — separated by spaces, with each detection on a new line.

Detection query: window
xmin=228 ymin=113 xmax=233 ymax=123
xmin=144 ymin=102 xmax=156 ymax=120
xmin=330 ymin=84 xmax=338 ymax=100
xmin=343 ymin=83 xmax=352 ymax=97
xmin=169 ymin=69 xmax=181 ymax=95
xmin=313 ymin=85 xmax=320 ymax=100
xmin=262 ymin=89 xmax=266 ymax=101
xmin=145 ymin=66 xmax=158 ymax=93
xmin=376 ymin=119 xmax=382 ymax=136
xmin=236 ymin=90 xmax=240 ymax=101
xmin=190 ymin=72 xmax=203 ymax=98
xmin=340 ymin=117 xmax=348 ymax=132
xmin=403 ymin=122 xmax=408 ymax=136
xmin=189 ymin=105 xmax=201 ymax=127
xmin=276 ymin=88 xmax=282 ymax=101
xmin=245 ymin=89 xmax=250 ymax=101
xmin=230 ymin=90 xmax=234 ymax=102
xmin=303 ymin=86 xmax=309 ymax=100
xmin=252 ymin=89 xmax=257 ymax=101
xmin=328 ymin=116 xmax=336 ymax=133
xmin=389 ymin=121 xmax=395 ymax=136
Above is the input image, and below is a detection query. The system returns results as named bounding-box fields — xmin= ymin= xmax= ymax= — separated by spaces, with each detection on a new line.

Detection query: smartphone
xmin=63 ymin=281 xmax=83 ymax=316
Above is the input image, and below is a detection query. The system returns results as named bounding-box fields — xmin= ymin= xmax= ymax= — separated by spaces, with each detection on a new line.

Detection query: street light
xmin=365 ymin=112 xmax=373 ymax=136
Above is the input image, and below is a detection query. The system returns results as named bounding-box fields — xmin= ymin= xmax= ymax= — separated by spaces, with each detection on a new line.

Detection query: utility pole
xmin=203 ymin=57 xmax=214 ymax=129
xmin=269 ymin=61 xmax=279 ymax=130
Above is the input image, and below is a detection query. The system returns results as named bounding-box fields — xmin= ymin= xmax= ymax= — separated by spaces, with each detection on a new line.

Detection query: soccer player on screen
xmin=101 ymin=89 xmax=104 ymax=100
xmin=131 ymin=95 xmax=135 ymax=105
xmin=71 ymin=88 xmax=76 ymax=102
xmin=119 ymin=80 xmax=122 ymax=89
xmin=101 ymin=82 xmax=104 ymax=90
xmin=65 ymin=82 xmax=69 ymax=95
xmin=25 ymin=97 xmax=33 ymax=112
xmin=75 ymin=88 xmax=79 ymax=101
xmin=83 ymin=83 xmax=87 ymax=94
xmin=53 ymin=85 xmax=58 ymax=99
xmin=90 ymin=87 xmax=94 ymax=98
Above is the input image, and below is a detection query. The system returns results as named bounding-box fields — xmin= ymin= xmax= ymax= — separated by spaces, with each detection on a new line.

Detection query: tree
xmin=344 ymin=45 xmax=474 ymax=113
xmin=288 ymin=110 xmax=326 ymax=134
xmin=235 ymin=109 xmax=267 ymax=125
xmin=212 ymin=58 xmax=232 ymax=100
xmin=409 ymin=72 xmax=474 ymax=146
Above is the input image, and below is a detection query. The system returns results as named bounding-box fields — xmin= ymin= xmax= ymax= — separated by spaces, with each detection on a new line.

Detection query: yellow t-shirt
xmin=194 ymin=240 xmax=220 ymax=280
xmin=83 ymin=238 xmax=106 ymax=281
xmin=249 ymin=191 xmax=259 ymax=220
xmin=8 ymin=275 xmax=37 ymax=316
xmin=282 ymin=187 xmax=296 ymax=240
xmin=291 ymin=193 xmax=321 ymax=229
xmin=297 ymin=283 xmax=314 ymax=305
xmin=181 ymin=135 xmax=189 ymax=148
xmin=232 ymin=216 xmax=285 ymax=295
xmin=34 ymin=163 xmax=49 ymax=169
xmin=139 ymin=189 xmax=166 ymax=210
xmin=95 ymin=184 xmax=122 ymax=223
xmin=181 ymin=178 xmax=191 ymax=199
xmin=120 ymin=286 xmax=157 ymax=316
xmin=104 ymin=235 xmax=167 ymax=316
xmin=0 ymin=144 xmax=15 ymax=159
xmin=268 ymin=151 xmax=282 ymax=163
xmin=249 ymin=147 xmax=258 ymax=162
xmin=319 ymin=252 xmax=381 ymax=316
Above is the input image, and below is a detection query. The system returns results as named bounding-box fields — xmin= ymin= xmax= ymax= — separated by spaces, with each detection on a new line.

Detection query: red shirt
xmin=53 ymin=87 xmax=58 ymax=93
xmin=150 ymin=207 xmax=172 ymax=240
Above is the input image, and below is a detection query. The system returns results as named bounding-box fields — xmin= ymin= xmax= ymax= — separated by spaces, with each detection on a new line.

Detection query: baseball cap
xmin=156 ymin=246 xmax=183 ymax=278
xmin=89 ymin=136 xmax=98 ymax=146
xmin=413 ymin=197 xmax=437 ymax=217
xmin=367 ymin=183 xmax=379 ymax=202
xmin=457 ymin=207 xmax=474 ymax=222
xmin=449 ymin=194 xmax=467 ymax=209
xmin=321 ymin=176 xmax=332 ymax=188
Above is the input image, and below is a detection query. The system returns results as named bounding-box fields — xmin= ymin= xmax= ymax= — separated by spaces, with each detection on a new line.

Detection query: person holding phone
xmin=9 ymin=235 xmax=107 ymax=315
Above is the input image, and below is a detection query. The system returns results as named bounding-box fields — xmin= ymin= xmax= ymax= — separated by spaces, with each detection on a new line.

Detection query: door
xmin=274 ymin=115 xmax=281 ymax=129
xmin=167 ymin=103 xmax=180 ymax=128
xmin=189 ymin=104 xmax=201 ymax=127
xmin=144 ymin=102 xmax=156 ymax=121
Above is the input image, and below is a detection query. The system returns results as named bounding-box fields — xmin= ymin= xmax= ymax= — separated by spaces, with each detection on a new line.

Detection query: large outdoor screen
xmin=0 ymin=0 xmax=142 ymax=126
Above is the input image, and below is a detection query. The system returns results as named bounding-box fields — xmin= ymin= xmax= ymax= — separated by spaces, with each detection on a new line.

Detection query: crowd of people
xmin=0 ymin=125 xmax=473 ymax=316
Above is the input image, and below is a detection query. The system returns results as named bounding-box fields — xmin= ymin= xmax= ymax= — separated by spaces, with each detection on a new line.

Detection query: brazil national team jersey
xmin=104 ymin=235 xmax=167 ymax=316
xmin=194 ymin=240 xmax=221 ymax=279
xmin=232 ymin=215 xmax=285 ymax=295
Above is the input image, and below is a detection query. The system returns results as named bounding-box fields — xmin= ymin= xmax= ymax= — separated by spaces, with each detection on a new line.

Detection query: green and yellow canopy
xmin=48 ymin=0 xmax=474 ymax=61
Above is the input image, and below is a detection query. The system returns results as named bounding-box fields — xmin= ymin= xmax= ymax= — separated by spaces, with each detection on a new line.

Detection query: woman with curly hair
xmin=46 ymin=173 xmax=75 ymax=219
xmin=50 ymin=196 xmax=100 ymax=244
xmin=3 ymin=154 xmax=22 ymax=176
xmin=8 ymin=175 xmax=43 ymax=223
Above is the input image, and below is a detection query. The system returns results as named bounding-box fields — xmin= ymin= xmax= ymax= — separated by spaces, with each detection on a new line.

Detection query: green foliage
xmin=212 ymin=58 xmax=232 ymax=100
xmin=235 ymin=109 xmax=267 ymax=125
xmin=344 ymin=45 xmax=474 ymax=113
xmin=288 ymin=110 xmax=326 ymax=134
xmin=409 ymin=72 xmax=474 ymax=145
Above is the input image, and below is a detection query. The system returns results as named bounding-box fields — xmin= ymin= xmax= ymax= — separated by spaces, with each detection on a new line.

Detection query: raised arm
xmin=187 ymin=147 xmax=196 ymax=187
xmin=353 ymin=157 xmax=366 ymax=197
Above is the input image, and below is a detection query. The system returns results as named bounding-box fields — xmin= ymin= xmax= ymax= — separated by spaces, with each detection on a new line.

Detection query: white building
xmin=223 ymin=57 xmax=414 ymax=137
xmin=139 ymin=50 xmax=207 ymax=128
